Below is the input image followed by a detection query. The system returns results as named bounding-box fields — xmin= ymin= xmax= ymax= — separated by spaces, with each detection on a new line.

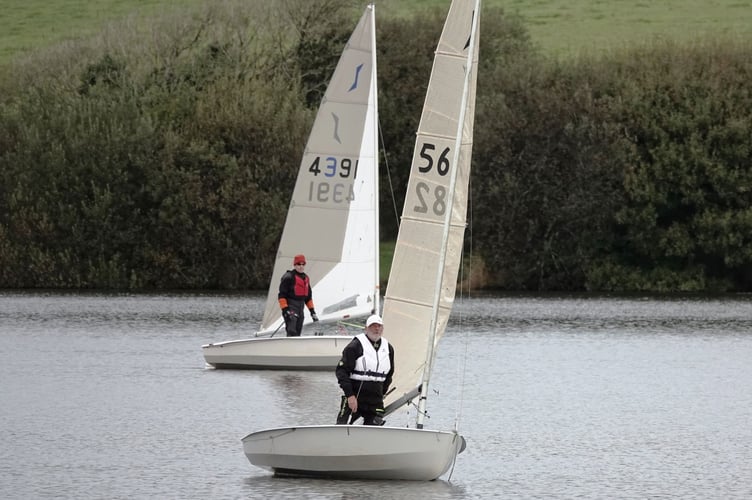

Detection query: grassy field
xmin=392 ymin=0 xmax=752 ymax=56
xmin=0 ymin=0 xmax=205 ymax=63
xmin=503 ymin=0 xmax=752 ymax=56
xmin=1 ymin=0 xmax=751 ymax=64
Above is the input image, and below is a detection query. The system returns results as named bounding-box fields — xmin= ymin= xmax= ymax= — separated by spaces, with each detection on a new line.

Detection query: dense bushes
xmin=1 ymin=1 xmax=750 ymax=291
xmin=596 ymin=41 xmax=752 ymax=291
xmin=472 ymin=29 xmax=752 ymax=292
xmin=0 ymin=0 xmax=319 ymax=288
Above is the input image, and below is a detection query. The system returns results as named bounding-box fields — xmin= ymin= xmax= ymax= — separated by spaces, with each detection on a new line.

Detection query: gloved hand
xmin=310 ymin=309 xmax=319 ymax=322
xmin=283 ymin=307 xmax=297 ymax=320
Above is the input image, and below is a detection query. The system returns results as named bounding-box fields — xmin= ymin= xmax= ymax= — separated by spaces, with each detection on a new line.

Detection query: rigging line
xmin=377 ymin=118 xmax=400 ymax=231
xmin=453 ymin=247 xmax=466 ymax=432
xmin=453 ymin=171 xmax=474 ymax=433
xmin=446 ymin=435 xmax=461 ymax=482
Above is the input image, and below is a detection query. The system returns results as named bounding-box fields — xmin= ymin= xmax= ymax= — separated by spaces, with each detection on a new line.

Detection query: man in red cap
xmin=278 ymin=254 xmax=318 ymax=336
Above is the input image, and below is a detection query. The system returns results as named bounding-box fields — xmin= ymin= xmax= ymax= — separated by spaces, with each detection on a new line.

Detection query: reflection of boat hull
xmin=202 ymin=336 xmax=351 ymax=370
xmin=242 ymin=425 xmax=465 ymax=480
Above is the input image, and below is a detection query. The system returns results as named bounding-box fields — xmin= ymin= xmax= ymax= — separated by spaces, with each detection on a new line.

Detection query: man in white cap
xmin=335 ymin=313 xmax=394 ymax=425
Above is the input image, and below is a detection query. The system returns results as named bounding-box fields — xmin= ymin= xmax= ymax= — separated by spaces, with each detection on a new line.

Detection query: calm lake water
xmin=1 ymin=291 xmax=751 ymax=499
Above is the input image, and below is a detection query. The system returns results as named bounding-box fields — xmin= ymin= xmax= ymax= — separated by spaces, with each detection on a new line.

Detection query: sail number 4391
xmin=414 ymin=143 xmax=451 ymax=216
xmin=308 ymin=156 xmax=359 ymax=203
xmin=309 ymin=156 xmax=359 ymax=179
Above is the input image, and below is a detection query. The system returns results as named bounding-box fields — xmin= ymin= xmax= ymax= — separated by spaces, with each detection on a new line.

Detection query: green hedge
xmin=472 ymin=37 xmax=752 ymax=291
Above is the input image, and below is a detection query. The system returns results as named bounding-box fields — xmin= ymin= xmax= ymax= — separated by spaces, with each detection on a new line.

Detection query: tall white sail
xmin=202 ymin=5 xmax=379 ymax=371
xmin=382 ymin=0 xmax=480 ymax=415
xmin=259 ymin=5 xmax=380 ymax=335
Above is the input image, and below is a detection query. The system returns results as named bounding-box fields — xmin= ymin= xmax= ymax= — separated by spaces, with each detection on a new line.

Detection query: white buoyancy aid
xmin=350 ymin=333 xmax=391 ymax=382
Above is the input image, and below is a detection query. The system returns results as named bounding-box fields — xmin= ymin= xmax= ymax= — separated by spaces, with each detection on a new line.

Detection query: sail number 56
xmin=418 ymin=143 xmax=450 ymax=175
xmin=414 ymin=143 xmax=450 ymax=216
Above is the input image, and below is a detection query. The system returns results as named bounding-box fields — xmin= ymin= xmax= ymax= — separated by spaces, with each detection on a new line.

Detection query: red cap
xmin=293 ymin=254 xmax=306 ymax=265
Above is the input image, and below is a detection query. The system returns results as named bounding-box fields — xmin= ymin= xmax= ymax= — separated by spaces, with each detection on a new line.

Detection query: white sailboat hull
xmin=202 ymin=336 xmax=351 ymax=370
xmin=242 ymin=425 xmax=465 ymax=480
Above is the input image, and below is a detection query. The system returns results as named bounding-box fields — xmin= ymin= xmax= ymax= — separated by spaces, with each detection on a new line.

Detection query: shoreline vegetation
xmin=1 ymin=0 xmax=751 ymax=292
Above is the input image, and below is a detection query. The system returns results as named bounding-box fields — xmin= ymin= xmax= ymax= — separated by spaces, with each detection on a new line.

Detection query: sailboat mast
xmin=370 ymin=4 xmax=381 ymax=315
xmin=416 ymin=0 xmax=481 ymax=429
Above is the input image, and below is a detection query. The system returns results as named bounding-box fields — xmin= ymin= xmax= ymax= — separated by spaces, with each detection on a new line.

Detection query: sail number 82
xmin=414 ymin=143 xmax=451 ymax=216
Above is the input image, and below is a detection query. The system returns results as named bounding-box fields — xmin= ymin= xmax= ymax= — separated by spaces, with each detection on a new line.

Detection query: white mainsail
xmin=241 ymin=0 xmax=481 ymax=480
xmin=258 ymin=4 xmax=380 ymax=335
xmin=202 ymin=4 xmax=379 ymax=370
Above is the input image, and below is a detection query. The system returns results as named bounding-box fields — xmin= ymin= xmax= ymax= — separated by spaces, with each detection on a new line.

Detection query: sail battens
xmin=398 ymin=215 xmax=468 ymax=229
xmin=417 ymin=131 xmax=462 ymax=141
xmin=434 ymin=50 xmax=472 ymax=59
xmin=383 ymin=296 xmax=434 ymax=309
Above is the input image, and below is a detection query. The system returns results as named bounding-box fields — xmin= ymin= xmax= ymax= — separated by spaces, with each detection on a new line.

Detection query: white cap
xmin=366 ymin=314 xmax=383 ymax=327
